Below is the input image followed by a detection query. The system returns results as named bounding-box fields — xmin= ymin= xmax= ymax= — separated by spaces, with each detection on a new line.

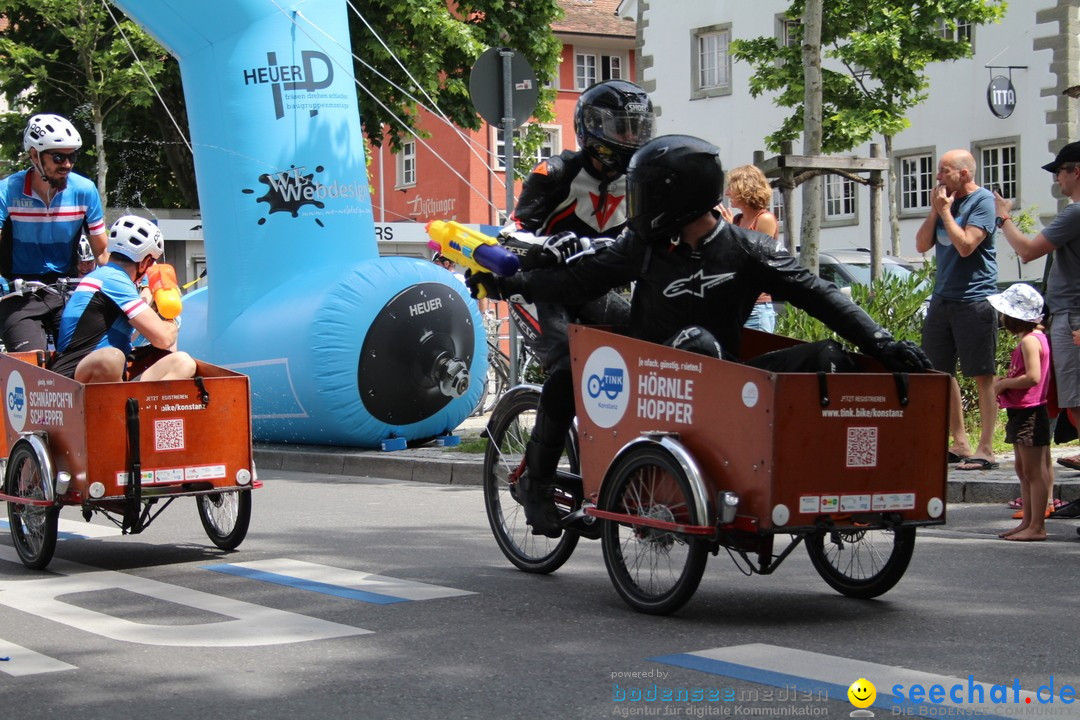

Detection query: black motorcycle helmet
xmin=574 ymin=79 xmax=654 ymax=174
xmin=625 ymin=135 xmax=724 ymax=238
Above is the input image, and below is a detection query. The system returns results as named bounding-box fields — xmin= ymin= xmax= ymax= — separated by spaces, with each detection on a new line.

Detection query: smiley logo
xmin=848 ymin=678 xmax=876 ymax=709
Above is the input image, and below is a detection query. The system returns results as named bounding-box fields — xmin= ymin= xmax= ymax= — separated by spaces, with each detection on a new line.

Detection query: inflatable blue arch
xmin=113 ymin=0 xmax=484 ymax=446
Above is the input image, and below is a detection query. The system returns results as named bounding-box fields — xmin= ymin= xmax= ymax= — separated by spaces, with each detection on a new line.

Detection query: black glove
xmin=464 ymin=270 xmax=528 ymax=303
xmin=875 ymin=339 xmax=932 ymax=373
xmin=542 ymin=231 xmax=593 ymax=265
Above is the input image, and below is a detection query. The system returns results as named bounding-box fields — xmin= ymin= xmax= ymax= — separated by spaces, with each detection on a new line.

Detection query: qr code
xmin=154 ymin=418 xmax=185 ymax=451
xmin=846 ymin=426 xmax=878 ymax=468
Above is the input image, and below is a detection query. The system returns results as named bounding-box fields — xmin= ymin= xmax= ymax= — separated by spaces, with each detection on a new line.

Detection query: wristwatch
xmin=994 ymin=216 xmax=1010 ymax=228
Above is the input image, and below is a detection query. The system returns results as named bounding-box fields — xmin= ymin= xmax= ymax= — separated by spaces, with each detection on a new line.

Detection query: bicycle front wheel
xmin=482 ymin=387 xmax=579 ymax=573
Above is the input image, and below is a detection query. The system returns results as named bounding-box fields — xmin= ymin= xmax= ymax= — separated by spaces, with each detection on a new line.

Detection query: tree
xmin=350 ymin=0 xmax=563 ymax=179
xmin=0 ymin=0 xmax=168 ymax=201
xmin=732 ymin=0 xmax=1006 ymax=255
xmin=0 ymin=1 xmax=563 ymax=207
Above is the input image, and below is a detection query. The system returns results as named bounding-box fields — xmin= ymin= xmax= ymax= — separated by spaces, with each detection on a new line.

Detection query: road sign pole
xmin=500 ymin=48 xmax=520 ymax=385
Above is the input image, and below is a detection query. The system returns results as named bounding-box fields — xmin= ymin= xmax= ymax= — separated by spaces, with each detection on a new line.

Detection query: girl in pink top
xmin=990 ymin=283 xmax=1052 ymax=541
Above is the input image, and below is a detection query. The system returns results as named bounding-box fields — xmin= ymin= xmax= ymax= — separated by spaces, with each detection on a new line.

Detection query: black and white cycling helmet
xmin=23 ymin=113 xmax=82 ymax=153
xmin=77 ymin=235 xmax=94 ymax=263
xmin=574 ymin=80 xmax=654 ymax=174
xmin=107 ymin=215 xmax=164 ymax=262
xmin=626 ymin=134 xmax=724 ymax=239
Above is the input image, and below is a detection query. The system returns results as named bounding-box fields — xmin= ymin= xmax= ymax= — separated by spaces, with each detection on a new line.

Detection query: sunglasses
xmin=44 ymin=150 xmax=78 ymax=165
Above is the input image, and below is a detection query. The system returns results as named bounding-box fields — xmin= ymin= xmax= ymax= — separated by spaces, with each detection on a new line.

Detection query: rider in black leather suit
xmin=472 ymin=135 xmax=933 ymax=535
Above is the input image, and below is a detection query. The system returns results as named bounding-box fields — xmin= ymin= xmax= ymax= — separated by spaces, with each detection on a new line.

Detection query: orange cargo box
xmin=570 ymin=325 xmax=949 ymax=533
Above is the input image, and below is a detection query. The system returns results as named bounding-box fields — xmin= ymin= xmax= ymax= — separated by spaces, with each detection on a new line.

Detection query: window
xmin=938 ymin=18 xmax=972 ymax=44
xmin=574 ymin=50 xmax=624 ymax=90
xmin=776 ymin=15 xmax=799 ymax=48
xmin=771 ymin=189 xmax=785 ymax=227
xmin=824 ymin=174 xmax=856 ymax=222
xmin=978 ymin=142 xmax=1018 ymax=200
xmin=691 ymin=24 xmax=732 ymax=99
xmin=495 ymin=126 xmax=560 ymax=171
xmin=898 ymin=152 xmax=935 ymax=214
xmin=396 ymin=140 xmax=416 ymax=188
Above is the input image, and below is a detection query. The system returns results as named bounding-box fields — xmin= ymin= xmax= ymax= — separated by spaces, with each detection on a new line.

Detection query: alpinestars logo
xmin=243 ymin=51 xmax=333 ymax=120
xmin=663 ymin=270 xmax=735 ymax=298
xmin=589 ymin=190 xmax=624 ymax=230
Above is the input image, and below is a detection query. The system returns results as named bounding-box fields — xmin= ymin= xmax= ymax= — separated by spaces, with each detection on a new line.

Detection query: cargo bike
xmin=483 ymin=325 xmax=949 ymax=614
xmin=0 ymin=349 xmax=256 ymax=570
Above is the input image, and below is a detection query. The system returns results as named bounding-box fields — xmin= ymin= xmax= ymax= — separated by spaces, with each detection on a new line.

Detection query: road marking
xmin=0 ymin=546 xmax=371 ymax=647
xmin=1 ymin=517 xmax=122 ymax=540
xmin=652 ymin=643 xmax=1074 ymax=719
xmin=203 ymin=558 xmax=476 ymax=604
xmin=0 ymin=639 xmax=77 ymax=676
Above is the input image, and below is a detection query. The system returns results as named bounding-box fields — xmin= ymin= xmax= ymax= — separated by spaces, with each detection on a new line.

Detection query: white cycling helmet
xmin=23 ymin=113 xmax=82 ymax=153
xmin=107 ymin=215 xmax=164 ymax=262
xmin=77 ymin=234 xmax=94 ymax=262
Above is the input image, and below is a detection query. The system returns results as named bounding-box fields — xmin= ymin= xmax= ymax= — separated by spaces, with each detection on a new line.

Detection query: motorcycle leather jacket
xmin=511 ymin=150 xmax=628 ymax=238
xmin=515 ymin=215 xmax=892 ymax=361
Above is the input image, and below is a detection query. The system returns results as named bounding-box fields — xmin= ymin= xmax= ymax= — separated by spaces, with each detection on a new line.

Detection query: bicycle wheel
xmin=5 ymin=442 xmax=59 ymax=570
xmin=600 ymin=446 xmax=708 ymax=615
xmin=197 ymin=490 xmax=252 ymax=551
xmin=805 ymin=525 xmax=916 ymax=599
xmin=482 ymin=387 xmax=579 ymax=573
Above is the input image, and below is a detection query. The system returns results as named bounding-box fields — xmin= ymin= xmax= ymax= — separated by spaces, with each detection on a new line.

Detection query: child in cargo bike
xmin=48 ymin=215 xmax=196 ymax=383
xmin=467 ymin=134 xmax=932 ymax=537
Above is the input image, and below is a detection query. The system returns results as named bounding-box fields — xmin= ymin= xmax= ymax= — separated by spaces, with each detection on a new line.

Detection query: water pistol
xmin=147 ymin=263 xmax=182 ymax=319
xmin=425 ymin=220 xmax=521 ymax=298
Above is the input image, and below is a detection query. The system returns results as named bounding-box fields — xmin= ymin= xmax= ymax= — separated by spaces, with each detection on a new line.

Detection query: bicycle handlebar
xmin=0 ymin=278 xmax=73 ymax=302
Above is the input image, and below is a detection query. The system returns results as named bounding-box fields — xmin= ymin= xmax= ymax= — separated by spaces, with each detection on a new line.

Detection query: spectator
xmin=994 ymin=141 xmax=1080 ymax=514
xmin=719 ymin=164 xmax=780 ymax=332
xmin=988 ymin=284 xmax=1052 ymax=541
xmin=915 ymin=149 xmax=999 ymax=471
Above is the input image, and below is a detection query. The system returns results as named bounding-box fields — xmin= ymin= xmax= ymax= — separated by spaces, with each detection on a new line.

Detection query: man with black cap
xmin=994 ymin=141 xmax=1080 ymax=487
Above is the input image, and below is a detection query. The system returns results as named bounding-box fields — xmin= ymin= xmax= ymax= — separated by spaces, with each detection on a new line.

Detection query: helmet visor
xmin=581 ymin=106 xmax=655 ymax=150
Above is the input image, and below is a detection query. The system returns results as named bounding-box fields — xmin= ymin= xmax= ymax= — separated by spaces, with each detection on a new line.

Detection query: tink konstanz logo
xmin=243 ymin=51 xmax=333 ymax=120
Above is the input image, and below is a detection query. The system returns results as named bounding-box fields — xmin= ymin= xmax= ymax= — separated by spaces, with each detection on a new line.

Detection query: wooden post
xmin=869 ymin=143 xmax=883 ymax=282
xmin=780 ymin=141 xmax=798 ymax=255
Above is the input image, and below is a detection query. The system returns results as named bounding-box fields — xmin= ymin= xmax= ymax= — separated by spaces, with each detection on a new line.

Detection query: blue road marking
xmin=652 ymin=653 xmax=1018 ymax=720
xmin=203 ymin=564 xmax=411 ymax=604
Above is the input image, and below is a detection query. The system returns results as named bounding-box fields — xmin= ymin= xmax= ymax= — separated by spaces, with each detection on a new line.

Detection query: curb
xmin=253 ymin=442 xmax=1080 ymax=504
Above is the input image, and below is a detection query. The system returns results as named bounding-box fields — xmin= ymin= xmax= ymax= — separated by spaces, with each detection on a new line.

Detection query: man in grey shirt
xmin=995 ymin=141 xmax=1080 ymax=479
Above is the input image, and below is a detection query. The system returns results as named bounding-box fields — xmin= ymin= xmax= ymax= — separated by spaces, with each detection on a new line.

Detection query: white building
xmin=618 ymin=0 xmax=1078 ymax=282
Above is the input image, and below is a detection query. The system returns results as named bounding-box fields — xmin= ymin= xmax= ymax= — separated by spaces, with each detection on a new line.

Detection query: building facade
xmin=365 ymin=0 xmax=638 ymax=258
xmin=620 ymin=0 xmax=1079 ymax=282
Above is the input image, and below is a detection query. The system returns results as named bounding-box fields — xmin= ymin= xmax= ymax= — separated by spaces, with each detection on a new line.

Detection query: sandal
xmin=1013 ymin=506 xmax=1054 ymax=520
xmin=1007 ymin=497 xmax=1023 ymax=510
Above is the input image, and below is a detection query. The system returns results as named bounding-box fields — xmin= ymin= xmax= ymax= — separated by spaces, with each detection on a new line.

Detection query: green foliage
xmin=351 ymin=0 xmax=563 ymax=175
xmin=776 ymin=262 xmax=934 ymax=346
xmin=0 ymin=1 xmax=563 ymax=205
xmin=731 ymin=0 xmax=1006 ymax=153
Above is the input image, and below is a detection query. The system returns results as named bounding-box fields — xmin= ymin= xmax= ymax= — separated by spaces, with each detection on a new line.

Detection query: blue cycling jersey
xmin=0 ymin=168 xmax=106 ymax=278
xmin=50 ymin=264 xmax=150 ymax=378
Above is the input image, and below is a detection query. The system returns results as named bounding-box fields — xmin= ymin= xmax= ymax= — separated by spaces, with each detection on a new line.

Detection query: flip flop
xmin=1007 ymin=497 xmax=1023 ymax=510
xmin=947 ymin=451 xmax=963 ymax=464
xmin=1057 ymin=456 xmax=1080 ymax=471
xmin=1013 ymin=506 xmax=1054 ymax=520
xmin=955 ymin=457 xmax=999 ymax=471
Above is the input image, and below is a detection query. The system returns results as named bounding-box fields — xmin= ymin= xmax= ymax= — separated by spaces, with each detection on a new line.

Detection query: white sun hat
xmin=987 ymin=283 xmax=1044 ymax=323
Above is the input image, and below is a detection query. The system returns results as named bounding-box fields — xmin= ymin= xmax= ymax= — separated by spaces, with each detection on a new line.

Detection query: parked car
xmin=817 ymin=249 xmax=923 ymax=290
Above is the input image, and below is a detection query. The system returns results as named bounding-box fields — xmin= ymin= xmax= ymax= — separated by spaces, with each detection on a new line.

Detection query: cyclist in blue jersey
xmin=49 ymin=215 xmax=195 ymax=383
xmin=0 ymin=113 xmax=108 ymax=351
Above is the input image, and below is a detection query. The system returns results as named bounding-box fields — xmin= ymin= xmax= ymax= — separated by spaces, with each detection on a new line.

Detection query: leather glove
xmin=542 ymin=231 xmax=593 ymax=265
xmin=464 ymin=270 xmax=528 ymax=303
xmin=874 ymin=339 xmax=932 ymax=372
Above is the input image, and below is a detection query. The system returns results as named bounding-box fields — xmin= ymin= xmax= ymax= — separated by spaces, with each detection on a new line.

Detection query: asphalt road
xmin=2 ymin=470 xmax=1079 ymax=720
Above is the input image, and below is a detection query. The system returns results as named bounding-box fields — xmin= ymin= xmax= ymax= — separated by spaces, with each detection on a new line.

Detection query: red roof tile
xmin=553 ymin=0 xmax=634 ymax=38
